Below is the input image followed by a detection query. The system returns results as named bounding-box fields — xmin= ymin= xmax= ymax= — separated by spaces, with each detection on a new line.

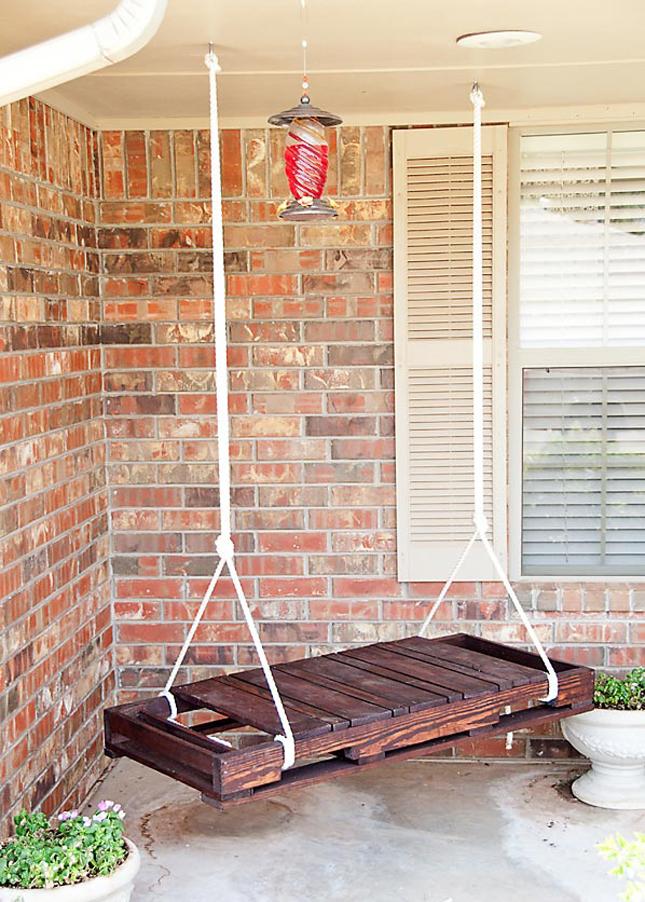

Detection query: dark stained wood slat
xmin=382 ymin=639 xmax=512 ymax=690
xmin=235 ymin=668 xmax=391 ymax=728
xmin=109 ymin=709 xmax=214 ymax=773
xmin=140 ymin=711 xmax=234 ymax=753
xmin=109 ymin=736 xmax=215 ymax=796
xmin=285 ymin=655 xmax=448 ymax=711
xmin=342 ymin=644 xmax=497 ymax=698
xmin=202 ymin=698 xmax=595 ymax=809
xmin=174 ymin=675 xmax=330 ymax=739
xmin=276 ymin=655 xmax=409 ymax=717
xmin=328 ymin=653 xmax=462 ymax=704
xmin=402 ymin=637 xmax=545 ymax=686
xmin=191 ymin=717 xmax=239 ymax=733
xmin=459 ymin=634 xmax=574 ymax=673
xmin=226 ymin=675 xmax=348 ymax=730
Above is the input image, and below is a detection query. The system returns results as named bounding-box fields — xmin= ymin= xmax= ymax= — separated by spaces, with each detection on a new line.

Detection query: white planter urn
xmin=0 ymin=839 xmax=140 ymax=902
xmin=562 ymin=709 xmax=645 ymax=810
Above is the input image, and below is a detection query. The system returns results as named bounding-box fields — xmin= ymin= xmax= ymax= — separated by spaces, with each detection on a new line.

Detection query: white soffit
xmin=1 ymin=0 xmax=644 ymax=127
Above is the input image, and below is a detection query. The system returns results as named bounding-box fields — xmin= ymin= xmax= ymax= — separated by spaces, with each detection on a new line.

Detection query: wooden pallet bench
xmin=104 ymin=632 xmax=594 ymax=808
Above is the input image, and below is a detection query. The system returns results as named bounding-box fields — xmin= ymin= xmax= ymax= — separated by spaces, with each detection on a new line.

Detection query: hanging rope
xmin=418 ymin=83 xmax=559 ymax=704
xmin=159 ymin=47 xmax=296 ymax=770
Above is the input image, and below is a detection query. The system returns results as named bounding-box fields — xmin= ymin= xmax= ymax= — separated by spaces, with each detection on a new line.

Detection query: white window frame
xmin=507 ymin=123 xmax=645 ymax=582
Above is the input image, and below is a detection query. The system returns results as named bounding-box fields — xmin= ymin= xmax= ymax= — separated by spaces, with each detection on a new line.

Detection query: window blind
xmin=520 ymin=131 xmax=645 ymax=348
xmin=522 ymin=366 xmax=645 ymax=575
xmin=394 ymin=126 xmax=507 ymax=581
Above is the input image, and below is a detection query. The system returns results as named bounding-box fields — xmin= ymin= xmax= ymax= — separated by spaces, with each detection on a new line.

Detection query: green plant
xmin=598 ymin=832 xmax=645 ymax=902
xmin=594 ymin=669 xmax=645 ymax=711
xmin=0 ymin=801 xmax=127 ymax=890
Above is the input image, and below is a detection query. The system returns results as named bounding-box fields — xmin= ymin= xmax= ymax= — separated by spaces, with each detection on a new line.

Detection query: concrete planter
xmin=562 ymin=708 xmax=645 ymax=809
xmin=0 ymin=839 xmax=140 ymax=902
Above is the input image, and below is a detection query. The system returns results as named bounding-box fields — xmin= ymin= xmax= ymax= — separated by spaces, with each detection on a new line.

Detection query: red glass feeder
xmin=268 ymin=94 xmax=342 ymax=221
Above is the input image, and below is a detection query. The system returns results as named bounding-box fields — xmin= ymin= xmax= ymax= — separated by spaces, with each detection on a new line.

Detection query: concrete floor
xmin=88 ymin=758 xmax=644 ymax=902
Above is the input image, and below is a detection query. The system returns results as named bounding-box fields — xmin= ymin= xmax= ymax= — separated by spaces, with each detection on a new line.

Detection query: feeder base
xmin=279 ymin=197 xmax=337 ymax=221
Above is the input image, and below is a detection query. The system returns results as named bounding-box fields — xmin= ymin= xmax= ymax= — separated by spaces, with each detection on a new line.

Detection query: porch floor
xmin=89 ymin=758 xmax=644 ymax=901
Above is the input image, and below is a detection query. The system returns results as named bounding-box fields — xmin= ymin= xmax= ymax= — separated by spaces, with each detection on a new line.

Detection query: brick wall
xmin=99 ymin=124 xmax=642 ymax=760
xmin=0 ymin=99 xmax=112 ymax=828
xmin=0 ymin=100 xmax=641 ymax=831
xmin=100 ymin=124 xmax=399 ymax=696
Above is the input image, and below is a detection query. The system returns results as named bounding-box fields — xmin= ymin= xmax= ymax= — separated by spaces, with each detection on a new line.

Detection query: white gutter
xmin=0 ymin=0 xmax=167 ymax=107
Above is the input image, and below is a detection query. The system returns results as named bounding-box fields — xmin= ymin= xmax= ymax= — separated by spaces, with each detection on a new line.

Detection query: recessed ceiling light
xmin=456 ymin=30 xmax=542 ymax=49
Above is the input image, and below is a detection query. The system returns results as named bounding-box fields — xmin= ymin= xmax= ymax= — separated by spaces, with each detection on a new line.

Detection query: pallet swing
xmin=103 ymin=54 xmax=594 ymax=808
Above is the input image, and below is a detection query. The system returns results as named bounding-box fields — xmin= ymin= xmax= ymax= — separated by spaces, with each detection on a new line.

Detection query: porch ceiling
xmin=2 ymin=0 xmax=645 ymax=127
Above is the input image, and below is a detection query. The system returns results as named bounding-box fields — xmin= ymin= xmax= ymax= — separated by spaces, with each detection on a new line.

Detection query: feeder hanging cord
xmin=159 ymin=48 xmax=296 ymax=770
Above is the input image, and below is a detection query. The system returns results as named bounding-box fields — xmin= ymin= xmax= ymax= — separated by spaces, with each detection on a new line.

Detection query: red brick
xmin=124 ymin=131 xmax=147 ymax=198
xmin=258 ymin=532 xmax=328 ymax=553
xmin=220 ymin=130 xmax=243 ymax=196
xmin=606 ymin=646 xmax=645 ymax=667
xmin=555 ymin=622 xmax=628 ymax=644
xmin=174 ymin=131 xmax=197 ymax=197
xmin=228 ymin=274 xmax=298 ymax=296
xmin=333 ymin=578 xmax=402 ymax=598
xmin=118 ymin=623 xmax=186 ymax=643
xmin=149 ymin=131 xmax=172 ymax=198
xmin=259 ymin=578 xmax=328 ymax=598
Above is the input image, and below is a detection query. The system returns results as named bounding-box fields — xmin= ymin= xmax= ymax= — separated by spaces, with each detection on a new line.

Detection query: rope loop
xmin=160 ymin=688 xmax=178 ymax=720
xmin=275 ymin=734 xmax=296 ymax=770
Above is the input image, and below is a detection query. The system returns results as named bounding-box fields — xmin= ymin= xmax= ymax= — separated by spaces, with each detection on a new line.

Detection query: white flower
xmin=93 ymin=811 xmax=108 ymax=822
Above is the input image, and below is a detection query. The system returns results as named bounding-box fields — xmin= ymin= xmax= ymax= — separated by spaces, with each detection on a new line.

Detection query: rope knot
xmin=216 ymin=534 xmax=235 ymax=561
xmin=470 ymin=82 xmax=485 ymax=108
xmin=204 ymin=45 xmax=221 ymax=72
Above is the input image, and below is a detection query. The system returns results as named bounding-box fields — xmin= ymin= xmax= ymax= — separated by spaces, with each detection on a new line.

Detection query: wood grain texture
xmin=289 ymin=653 xmax=453 ymax=708
xmin=234 ymin=667 xmax=391 ymax=727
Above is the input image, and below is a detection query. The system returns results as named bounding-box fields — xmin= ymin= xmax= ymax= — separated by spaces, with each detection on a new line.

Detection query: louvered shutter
xmin=393 ymin=126 xmax=508 ymax=581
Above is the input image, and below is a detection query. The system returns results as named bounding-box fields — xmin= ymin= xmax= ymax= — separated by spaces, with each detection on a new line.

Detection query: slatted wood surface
xmin=104 ymin=633 xmax=594 ymax=808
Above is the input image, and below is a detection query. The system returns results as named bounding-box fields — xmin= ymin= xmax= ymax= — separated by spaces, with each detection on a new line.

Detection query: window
xmin=393 ymin=125 xmax=508 ymax=581
xmin=510 ymin=128 xmax=645 ymax=578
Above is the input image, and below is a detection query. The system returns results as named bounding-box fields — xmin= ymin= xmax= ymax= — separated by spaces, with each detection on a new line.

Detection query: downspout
xmin=0 ymin=0 xmax=167 ymax=107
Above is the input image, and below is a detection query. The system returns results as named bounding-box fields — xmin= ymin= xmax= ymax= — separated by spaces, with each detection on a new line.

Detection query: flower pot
xmin=562 ymin=708 xmax=645 ymax=810
xmin=0 ymin=838 xmax=140 ymax=902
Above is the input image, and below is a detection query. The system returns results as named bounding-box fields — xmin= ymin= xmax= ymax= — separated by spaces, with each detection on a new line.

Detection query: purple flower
xmin=57 ymin=810 xmax=78 ymax=821
xmin=97 ymin=800 xmax=114 ymax=812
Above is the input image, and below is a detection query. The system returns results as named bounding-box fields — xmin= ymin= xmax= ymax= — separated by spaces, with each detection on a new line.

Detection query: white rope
xmin=159 ymin=47 xmax=295 ymax=770
xmin=418 ymin=83 xmax=559 ymax=704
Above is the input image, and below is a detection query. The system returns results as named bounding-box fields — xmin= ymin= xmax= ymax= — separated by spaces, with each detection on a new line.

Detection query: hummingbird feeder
xmin=268 ymin=2 xmax=342 ymax=221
